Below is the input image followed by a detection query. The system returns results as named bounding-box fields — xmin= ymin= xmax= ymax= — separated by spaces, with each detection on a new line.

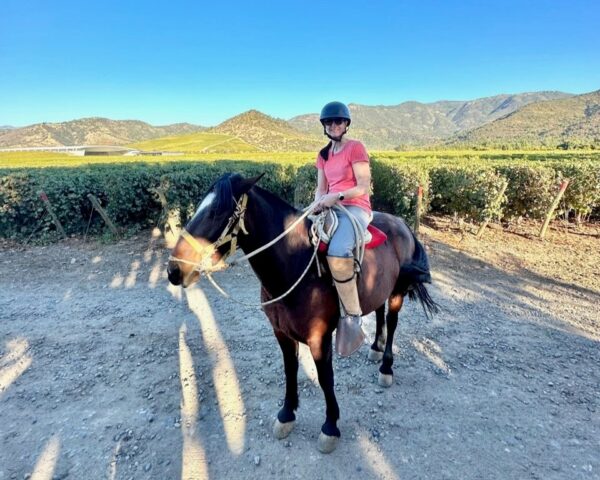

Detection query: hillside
xmin=0 ymin=118 xmax=204 ymax=148
xmin=209 ymin=110 xmax=323 ymax=152
xmin=129 ymin=132 xmax=259 ymax=153
xmin=448 ymin=90 xmax=600 ymax=148
xmin=289 ymin=92 xmax=572 ymax=149
xmin=3 ymin=90 xmax=599 ymax=151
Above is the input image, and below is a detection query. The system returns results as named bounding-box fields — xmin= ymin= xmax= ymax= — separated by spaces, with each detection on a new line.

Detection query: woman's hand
xmin=314 ymin=193 xmax=339 ymax=212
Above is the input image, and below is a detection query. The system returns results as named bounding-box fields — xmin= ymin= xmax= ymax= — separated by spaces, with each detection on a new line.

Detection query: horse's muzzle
xmin=167 ymin=261 xmax=183 ymax=286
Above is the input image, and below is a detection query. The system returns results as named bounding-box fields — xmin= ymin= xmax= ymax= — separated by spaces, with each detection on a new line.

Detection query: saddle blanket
xmin=318 ymin=224 xmax=387 ymax=253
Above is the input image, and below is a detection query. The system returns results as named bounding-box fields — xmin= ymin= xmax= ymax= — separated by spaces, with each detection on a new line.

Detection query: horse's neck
xmin=239 ymin=189 xmax=313 ymax=293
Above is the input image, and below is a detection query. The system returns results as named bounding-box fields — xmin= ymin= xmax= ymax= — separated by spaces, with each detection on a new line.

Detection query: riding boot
xmin=327 ymin=256 xmax=365 ymax=357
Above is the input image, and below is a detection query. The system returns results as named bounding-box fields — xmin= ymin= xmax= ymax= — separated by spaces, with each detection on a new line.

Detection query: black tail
xmin=402 ymin=229 xmax=440 ymax=319
xmin=408 ymin=282 xmax=440 ymax=319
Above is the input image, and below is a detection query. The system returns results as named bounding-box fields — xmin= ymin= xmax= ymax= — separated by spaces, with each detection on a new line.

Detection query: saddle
xmin=317 ymin=223 xmax=387 ymax=253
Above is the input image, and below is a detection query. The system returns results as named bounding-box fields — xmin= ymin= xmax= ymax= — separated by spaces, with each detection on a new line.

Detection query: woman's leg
xmin=326 ymin=206 xmax=370 ymax=356
xmin=327 ymin=206 xmax=370 ymax=258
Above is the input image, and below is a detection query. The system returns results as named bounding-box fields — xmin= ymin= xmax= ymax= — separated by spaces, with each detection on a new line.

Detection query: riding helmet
xmin=320 ymin=101 xmax=351 ymax=126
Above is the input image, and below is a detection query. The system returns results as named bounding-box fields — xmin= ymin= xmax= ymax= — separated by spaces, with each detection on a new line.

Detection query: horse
xmin=167 ymin=172 xmax=437 ymax=453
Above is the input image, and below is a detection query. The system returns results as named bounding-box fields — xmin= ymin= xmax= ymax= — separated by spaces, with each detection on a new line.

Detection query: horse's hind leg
xmin=379 ymin=293 xmax=404 ymax=387
xmin=368 ymin=304 xmax=386 ymax=361
xmin=273 ymin=331 xmax=298 ymax=440
xmin=308 ymin=333 xmax=340 ymax=454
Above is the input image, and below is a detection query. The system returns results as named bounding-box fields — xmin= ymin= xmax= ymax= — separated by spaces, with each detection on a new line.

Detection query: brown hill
xmin=289 ymin=92 xmax=572 ymax=149
xmin=209 ymin=110 xmax=323 ymax=152
xmin=0 ymin=118 xmax=204 ymax=148
xmin=448 ymin=90 xmax=600 ymax=148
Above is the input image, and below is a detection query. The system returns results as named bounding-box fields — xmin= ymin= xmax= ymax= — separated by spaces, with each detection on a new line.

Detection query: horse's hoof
xmin=273 ymin=418 xmax=295 ymax=440
xmin=378 ymin=372 xmax=393 ymax=387
xmin=368 ymin=349 xmax=383 ymax=362
xmin=317 ymin=432 xmax=339 ymax=453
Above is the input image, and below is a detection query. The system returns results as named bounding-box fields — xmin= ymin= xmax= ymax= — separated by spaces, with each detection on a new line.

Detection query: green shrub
xmin=494 ymin=165 xmax=556 ymax=219
xmin=430 ymin=166 xmax=507 ymax=222
xmin=371 ymin=159 xmax=430 ymax=222
xmin=551 ymin=161 xmax=600 ymax=219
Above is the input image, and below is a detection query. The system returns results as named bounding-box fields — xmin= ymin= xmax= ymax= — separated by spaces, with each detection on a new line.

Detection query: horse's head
xmin=167 ymin=172 xmax=263 ymax=288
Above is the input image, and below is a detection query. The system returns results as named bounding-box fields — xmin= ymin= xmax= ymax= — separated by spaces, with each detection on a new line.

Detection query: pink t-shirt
xmin=316 ymin=140 xmax=371 ymax=214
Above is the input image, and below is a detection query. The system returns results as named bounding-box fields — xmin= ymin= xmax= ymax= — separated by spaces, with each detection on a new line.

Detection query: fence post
xmin=414 ymin=185 xmax=423 ymax=238
xmin=476 ymin=179 xmax=508 ymax=239
xmin=87 ymin=194 xmax=120 ymax=237
xmin=149 ymin=187 xmax=179 ymax=245
xmin=539 ymin=180 xmax=570 ymax=239
xmin=38 ymin=190 xmax=67 ymax=238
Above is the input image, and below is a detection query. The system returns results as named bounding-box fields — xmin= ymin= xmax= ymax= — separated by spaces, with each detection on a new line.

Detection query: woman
xmin=314 ymin=101 xmax=372 ymax=357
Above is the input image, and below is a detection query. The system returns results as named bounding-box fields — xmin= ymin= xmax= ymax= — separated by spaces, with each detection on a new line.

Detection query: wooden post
xmin=539 ymin=180 xmax=570 ymax=239
xmin=414 ymin=185 xmax=423 ymax=238
xmin=38 ymin=191 xmax=67 ymax=238
xmin=476 ymin=180 xmax=508 ymax=239
xmin=293 ymin=184 xmax=301 ymax=208
xmin=149 ymin=187 xmax=179 ymax=245
xmin=87 ymin=194 xmax=119 ymax=237
xmin=152 ymin=187 xmax=168 ymax=211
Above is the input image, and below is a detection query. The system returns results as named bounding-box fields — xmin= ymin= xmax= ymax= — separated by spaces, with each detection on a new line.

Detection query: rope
xmin=171 ymin=197 xmax=369 ymax=308
xmin=228 ymin=200 xmax=319 ymax=265
xmin=205 ymin=239 xmax=321 ymax=307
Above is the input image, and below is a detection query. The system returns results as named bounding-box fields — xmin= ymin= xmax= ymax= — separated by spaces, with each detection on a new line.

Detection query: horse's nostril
xmin=167 ymin=263 xmax=182 ymax=285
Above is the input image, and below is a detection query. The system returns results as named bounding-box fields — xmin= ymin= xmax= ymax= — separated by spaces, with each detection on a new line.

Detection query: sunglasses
xmin=323 ymin=118 xmax=347 ymax=126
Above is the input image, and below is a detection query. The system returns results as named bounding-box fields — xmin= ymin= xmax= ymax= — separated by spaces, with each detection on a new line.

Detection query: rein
xmin=170 ymin=193 xmax=368 ymax=307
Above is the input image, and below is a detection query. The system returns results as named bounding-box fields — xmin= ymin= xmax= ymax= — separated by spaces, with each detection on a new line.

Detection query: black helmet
xmin=320 ymin=101 xmax=351 ymax=126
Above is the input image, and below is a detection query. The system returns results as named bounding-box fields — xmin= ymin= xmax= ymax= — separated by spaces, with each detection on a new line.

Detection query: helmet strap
xmin=323 ymin=126 xmax=348 ymax=142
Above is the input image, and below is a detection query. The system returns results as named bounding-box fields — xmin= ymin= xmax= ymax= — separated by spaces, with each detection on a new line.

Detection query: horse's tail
xmin=408 ymin=282 xmax=439 ymax=319
xmin=401 ymin=230 xmax=440 ymax=319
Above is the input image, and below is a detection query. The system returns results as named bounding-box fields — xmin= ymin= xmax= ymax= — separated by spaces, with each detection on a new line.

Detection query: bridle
xmin=169 ymin=193 xmax=249 ymax=275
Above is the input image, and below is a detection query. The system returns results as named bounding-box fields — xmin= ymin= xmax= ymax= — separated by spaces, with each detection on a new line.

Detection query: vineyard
xmin=1 ymin=150 xmax=599 ymax=241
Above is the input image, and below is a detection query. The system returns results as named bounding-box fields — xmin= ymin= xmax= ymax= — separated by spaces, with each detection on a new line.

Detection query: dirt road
xmin=1 ymin=223 xmax=598 ymax=479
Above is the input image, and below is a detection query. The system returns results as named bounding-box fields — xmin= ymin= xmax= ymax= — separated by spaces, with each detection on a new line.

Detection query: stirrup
xmin=335 ymin=314 xmax=365 ymax=357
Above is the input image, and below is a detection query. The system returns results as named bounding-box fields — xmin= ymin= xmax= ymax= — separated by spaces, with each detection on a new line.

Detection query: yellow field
xmin=128 ymin=132 xmax=259 ymax=153
xmin=1 ymin=149 xmax=598 ymax=169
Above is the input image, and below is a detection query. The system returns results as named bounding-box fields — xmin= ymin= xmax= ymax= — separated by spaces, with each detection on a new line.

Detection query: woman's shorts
xmin=328 ymin=205 xmax=371 ymax=258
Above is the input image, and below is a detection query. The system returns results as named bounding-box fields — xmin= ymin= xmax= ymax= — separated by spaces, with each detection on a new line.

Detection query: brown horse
xmin=167 ymin=173 xmax=437 ymax=453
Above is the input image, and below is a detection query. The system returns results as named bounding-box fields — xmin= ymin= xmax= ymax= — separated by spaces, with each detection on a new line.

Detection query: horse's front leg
xmin=272 ymin=330 xmax=299 ymax=440
xmin=308 ymin=332 xmax=340 ymax=453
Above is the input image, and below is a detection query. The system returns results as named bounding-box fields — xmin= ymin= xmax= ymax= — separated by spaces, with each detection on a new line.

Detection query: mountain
xmin=448 ymin=90 xmax=600 ymax=148
xmin=3 ymin=90 xmax=598 ymax=151
xmin=0 ymin=125 xmax=15 ymax=131
xmin=208 ymin=110 xmax=323 ymax=152
xmin=0 ymin=117 xmax=204 ymax=148
xmin=289 ymin=92 xmax=572 ymax=149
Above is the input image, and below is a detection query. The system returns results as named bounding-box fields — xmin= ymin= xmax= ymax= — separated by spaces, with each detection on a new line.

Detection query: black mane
xmin=208 ymin=173 xmax=238 ymax=220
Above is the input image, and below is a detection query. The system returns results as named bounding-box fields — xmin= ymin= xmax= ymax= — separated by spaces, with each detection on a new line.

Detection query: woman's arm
xmin=340 ymin=161 xmax=371 ymax=199
xmin=315 ymin=168 xmax=328 ymax=201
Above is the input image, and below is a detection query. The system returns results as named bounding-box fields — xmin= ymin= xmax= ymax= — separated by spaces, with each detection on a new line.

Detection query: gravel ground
xmin=0 ymin=219 xmax=598 ymax=480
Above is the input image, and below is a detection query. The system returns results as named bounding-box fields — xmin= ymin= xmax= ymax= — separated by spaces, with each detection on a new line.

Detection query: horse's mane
xmin=206 ymin=173 xmax=237 ymax=221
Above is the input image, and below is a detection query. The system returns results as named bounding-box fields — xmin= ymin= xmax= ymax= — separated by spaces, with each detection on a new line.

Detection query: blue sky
xmin=1 ymin=0 xmax=599 ymax=127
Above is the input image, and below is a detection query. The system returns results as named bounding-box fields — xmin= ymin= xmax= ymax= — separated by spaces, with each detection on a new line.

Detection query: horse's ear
xmin=239 ymin=173 xmax=265 ymax=193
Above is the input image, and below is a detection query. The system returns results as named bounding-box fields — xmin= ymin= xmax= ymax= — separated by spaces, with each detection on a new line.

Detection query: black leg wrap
xmin=277 ymin=404 xmax=296 ymax=423
xmin=321 ymin=420 xmax=341 ymax=438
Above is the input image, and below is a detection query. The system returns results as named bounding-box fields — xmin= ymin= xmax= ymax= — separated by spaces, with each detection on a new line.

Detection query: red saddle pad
xmin=318 ymin=224 xmax=387 ymax=253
